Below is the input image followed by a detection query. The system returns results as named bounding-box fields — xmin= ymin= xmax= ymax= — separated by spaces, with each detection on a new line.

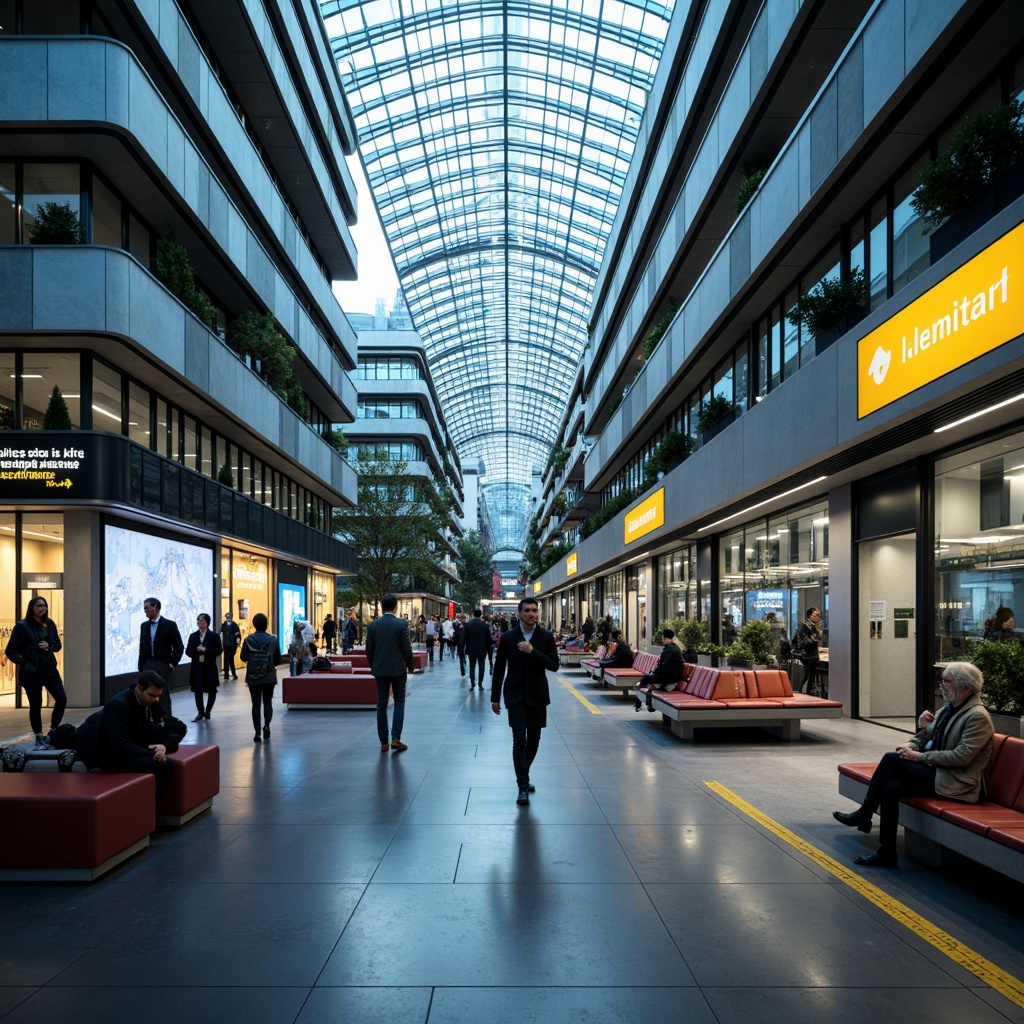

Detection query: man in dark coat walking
xmin=462 ymin=608 xmax=492 ymax=689
xmin=491 ymin=597 xmax=559 ymax=805
xmin=366 ymin=594 xmax=415 ymax=753
xmin=138 ymin=597 xmax=184 ymax=714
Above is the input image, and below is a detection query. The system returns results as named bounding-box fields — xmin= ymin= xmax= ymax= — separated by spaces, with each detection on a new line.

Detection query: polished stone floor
xmin=1 ymin=656 xmax=1022 ymax=1024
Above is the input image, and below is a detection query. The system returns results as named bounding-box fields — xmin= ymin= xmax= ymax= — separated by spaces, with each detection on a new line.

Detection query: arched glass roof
xmin=322 ymin=0 xmax=675 ymax=552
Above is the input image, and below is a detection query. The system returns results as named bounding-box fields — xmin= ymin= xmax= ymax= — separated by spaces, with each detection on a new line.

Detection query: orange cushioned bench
xmin=641 ymin=666 xmax=842 ymax=741
xmin=582 ymin=645 xmax=607 ymax=679
xmin=157 ymin=744 xmax=220 ymax=827
xmin=282 ymin=673 xmax=380 ymax=709
xmin=0 ymin=773 xmax=155 ymax=882
xmin=603 ymin=650 xmax=660 ymax=695
xmin=837 ymin=733 xmax=1024 ymax=882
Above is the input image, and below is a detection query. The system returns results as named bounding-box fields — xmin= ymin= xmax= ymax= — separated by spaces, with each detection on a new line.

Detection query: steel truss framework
xmin=322 ymin=0 xmax=674 ymax=551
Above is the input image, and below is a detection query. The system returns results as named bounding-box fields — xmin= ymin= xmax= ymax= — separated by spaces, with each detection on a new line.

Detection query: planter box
xmin=696 ymin=654 xmax=712 ymax=667
xmin=929 ymin=159 xmax=1024 ymax=263
xmin=727 ymin=658 xmax=754 ymax=669
xmin=699 ymin=410 xmax=735 ymax=445
xmin=990 ymin=712 xmax=1023 ymax=738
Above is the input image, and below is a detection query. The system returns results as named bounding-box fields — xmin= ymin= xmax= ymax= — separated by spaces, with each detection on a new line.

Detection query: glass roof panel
xmin=323 ymin=0 xmax=675 ymax=551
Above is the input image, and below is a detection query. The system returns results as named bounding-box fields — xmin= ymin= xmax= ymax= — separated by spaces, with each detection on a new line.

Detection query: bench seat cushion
xmin=838 ymin=763 xmax=876 ymax=785
xmin=989 ymin=827 xmax=1024 ymax=852
xmin=938 ymin=805 xmax=1024 ymax=835
xmin=604 ymin=668 xmax=643 ymax=679
xmin=0 ymin=773 xmax=154 ymax=869
xmin=654 ymin=692 xmax=727 ymax=710
xmin=158 ymin=744 xmax=220 ymax=820
xmin=282 ymin=674 xmax=378 ymax=704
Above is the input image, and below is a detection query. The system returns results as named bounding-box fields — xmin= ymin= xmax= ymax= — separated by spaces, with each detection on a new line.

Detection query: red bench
xmin=0 ymin=773 xmax=155 ymax=881
xmin=282 ymin=673 xmax=380 ymax=708
xmin=837 ymin=733 xmax=1024 ymax=882
xmin=643 ymin=666 xmax=842 ymax=740
xmin=582 ymin=645 xmax=607 ymax=679
xmin=603 ymin=650 xmax=660 ymax=695
xmin=328 ymin=651 xmax=427 ymax=673
xmin=157 ymin=744 xmax=220 ymax=827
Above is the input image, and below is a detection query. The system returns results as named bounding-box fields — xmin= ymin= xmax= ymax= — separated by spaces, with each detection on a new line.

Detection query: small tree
xmin=455 ymin=530 xmax=495 ymax=610
xmin=786 ymin=269 xmax=866 ymax=337
xmin=217 ymin=463 xmax=235 ymax=488
xmin=152 ymin=228 xmax=218 ymax=327
xmin=738 ymin=618 xmax=777 ymax=666
xmin=640 ymin=306 xmax=679 ymax=361
xmin=41 ymin=385 xmax=73 ymax=430
xmin=29 ymin=202 xmax=86 ymax=244
xmin=321 ymin=429 xmax=349 ymax=455
xmin=733 ymin=166 xmax=767 ymax=215
xmin=911 ymin=100 xmax=1024 ymax=232
xmin=696 ymin=394 xmax=732 ymax=434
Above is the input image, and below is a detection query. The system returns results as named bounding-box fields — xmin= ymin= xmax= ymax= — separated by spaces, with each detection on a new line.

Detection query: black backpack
xmin=246 ymin=634 xmax=276 ymax=682
xmin=310 ymin=655 xmax=333 ymax=672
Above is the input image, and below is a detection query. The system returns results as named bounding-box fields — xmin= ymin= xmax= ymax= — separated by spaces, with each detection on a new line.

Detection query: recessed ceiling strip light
xmin=698 ymin=477 xmax=827 ymax=532
xmin=935 ymin=393 xmax=1024 ymax=433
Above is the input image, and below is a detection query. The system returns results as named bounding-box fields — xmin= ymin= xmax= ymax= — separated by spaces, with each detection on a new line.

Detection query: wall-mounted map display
xmin=104 ymin=523 xmax=214 ymax=676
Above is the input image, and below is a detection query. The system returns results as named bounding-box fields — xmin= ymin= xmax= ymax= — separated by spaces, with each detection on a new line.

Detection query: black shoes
xmin=833 ymin=809 xmax=872 ymax=833
xmin=516 ymin=788 xmax=530 ymax=805
xmin=254 ymin=733 xmax=261 ymax=743
xmin=854 ymin=848 xmax=897 ymax=867
xmin=193 ymin=713 xmax=205 ymax=723
xmin=528 ymin=784 xmax=536 ymax=793
xmin=262 ymin=725 xmax=271 ymax=739
xmin=633 ymin=698 xmax=642 ymax=712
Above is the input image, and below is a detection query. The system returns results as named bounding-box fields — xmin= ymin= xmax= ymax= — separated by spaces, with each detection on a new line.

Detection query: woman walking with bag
xmin=240 ymin=613 xmax=281 ymax=742
xmin=5 ymin=596 xmax=67 ymax=747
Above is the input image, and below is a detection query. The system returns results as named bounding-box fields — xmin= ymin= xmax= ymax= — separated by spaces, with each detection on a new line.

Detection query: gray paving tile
xmin=52 ymin=884 xmax=364 ymax=988
xmin=701 ymin=986 xmax=1015 ymax=1024
xmin=426 ymin=986 xmax=717 ymax=1023
xmin=649 ymin=882 xmax=966 ymax=988
xmin=592 ymin=786 xmax=745 ymax=825
xmin=294 ymin=987 xmax=432 ymax=1023
xmin=0 ymin=986 xmax=310 ymax=1024
xmin=317 ymin=883 xmax=694 ymax=987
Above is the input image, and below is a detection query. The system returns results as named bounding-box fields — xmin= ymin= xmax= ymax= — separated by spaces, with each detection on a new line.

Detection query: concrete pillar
xmin=62 ymin=510 xmax=102 ymax=709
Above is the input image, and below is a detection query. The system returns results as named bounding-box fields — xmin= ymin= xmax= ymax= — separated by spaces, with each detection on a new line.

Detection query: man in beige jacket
xmin=832 ymin=661 xmax=993 ymax=867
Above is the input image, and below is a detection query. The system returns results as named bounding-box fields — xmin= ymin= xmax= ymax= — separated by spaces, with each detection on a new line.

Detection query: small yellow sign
xmin=624 ymin=488 xmax=665 ymax=544
xmin=566 ymin=552 xmax=578 ymax=576
xmin=858 ymin=220 xmax=1024 ymax=418
xmin=533 ymin=580 xmax=542 ymax=594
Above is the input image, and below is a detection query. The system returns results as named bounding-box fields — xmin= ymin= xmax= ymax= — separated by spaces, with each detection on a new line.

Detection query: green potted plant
xmin=152 ymin=228 xmax=218 ymax=327
xmin=640 ymin=306 xmax=678 ymax=362
xmin=726 ymin=641 xmax=755 ymax=669
xmin=676 ymin=618 xmax=709 ymax=661
xmin=911 ymin=99 xmax=1024 ymax=260
xmin=217 ymin=463 xmax=234 ymax=488
xmin=551 ymin=493 xmax=569 ymax=519
xmin=733 ymin=166 xmax=767 ymax=216
xmin=965 ymin=639 xmax=1024 ymax=736
xmin=321 ymin=428 xmax=349 ymax=455
xmin=0 ymin=404 xmax=15 ymax=430
xmin=41 ymin=385 xmax=72 ymax=430
xmin=644 ymin=430 xmax=693 ymax=486
xmin=786 ymin=268 xmax=866 ymax=354
xmin=738 ymin=618 xmax=777 ymax=667
xmin=696 ymin=394 xmax=733 ymax=441
xmin=28 ymin=201 xmax=86 ymax=244
xmin=708 ymin=643 xmax=730 ymax=668
xmin=546 ymin=445 xmax=571 ymax=473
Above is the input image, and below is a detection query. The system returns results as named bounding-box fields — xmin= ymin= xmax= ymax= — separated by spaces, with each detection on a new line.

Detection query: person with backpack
xmin=792 ymin=607 xmax=822 ymax=694
xmin=240 ymin=613 xmax=281 ymax=742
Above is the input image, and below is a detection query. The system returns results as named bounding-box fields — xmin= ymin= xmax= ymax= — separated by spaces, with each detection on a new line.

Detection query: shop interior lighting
xmin=935 ymin=392 xmax=1024 ymax=433
xmin=91 ymin=404 xmax=121 ymax=423
xmin=0 ymin=526 xmax=63 ymax=542
xmin=698 ymin=477 xmax=827 ymax=532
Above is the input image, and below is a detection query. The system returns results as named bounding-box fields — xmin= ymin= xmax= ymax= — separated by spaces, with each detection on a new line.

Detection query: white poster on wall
xmin=869 ymin=600 xmax=886 ymax=621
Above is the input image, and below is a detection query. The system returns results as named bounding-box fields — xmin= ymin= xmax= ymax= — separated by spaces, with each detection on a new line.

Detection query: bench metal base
xmin=0 ymin=836 xmax=150 ymax=882
xmin=157 ymin=797 xmax=213 ymax=828
xmin=670 ymin=716 xmax=801 ymax=741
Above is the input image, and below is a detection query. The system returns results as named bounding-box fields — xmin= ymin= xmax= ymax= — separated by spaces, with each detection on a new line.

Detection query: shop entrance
xmin=858 ymin=533 xmax=917 ymax=730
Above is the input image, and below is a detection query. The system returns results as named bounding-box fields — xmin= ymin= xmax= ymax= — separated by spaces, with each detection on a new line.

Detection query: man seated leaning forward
xmin=97 ymin=670 xmax=176 ymax=804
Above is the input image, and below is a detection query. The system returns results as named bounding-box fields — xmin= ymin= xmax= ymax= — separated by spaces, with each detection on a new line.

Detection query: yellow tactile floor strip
xmin=704 ymin=780 xmax=1024 ymax=1008
xmin=556 ymin=675 xmax=602 ymax=714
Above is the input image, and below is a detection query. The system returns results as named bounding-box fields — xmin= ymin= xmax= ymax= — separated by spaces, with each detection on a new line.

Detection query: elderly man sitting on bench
xmin=635 ymin=628 xmax=685 ymax=712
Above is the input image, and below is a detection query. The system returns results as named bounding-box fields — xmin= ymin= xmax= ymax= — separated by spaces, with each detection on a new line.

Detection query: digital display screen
xmin=104 ymin=523 xmax=214 ymax=676
xmin=278 ymin=582 xmax=307 ymax=654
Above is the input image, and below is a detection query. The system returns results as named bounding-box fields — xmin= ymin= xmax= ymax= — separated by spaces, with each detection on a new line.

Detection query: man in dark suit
xmin=463 ymin=608 xmax=492 ymax=689
xmin=366 ymin=593 xmax=415 ymax=753
xmin=491 ymin=597 xmax=560 ymax=805
xmin=138 ymin=596 xmax=185 ymax=714
xmin=635 ymin=627 xmax=685 ymax=712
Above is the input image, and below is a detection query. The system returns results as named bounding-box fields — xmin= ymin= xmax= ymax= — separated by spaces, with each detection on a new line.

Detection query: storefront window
xmin=200 ymin=425 xmax=213 ymax=477
xmin=21 ymin=352 xmax=81 ymax=429
xmin=0 ymin=163 xmax=14 ymax=243
xmin=657 ymin=546 xmax=696 ymax=622
xmin=0 ymin=512 xmax=14 ymax=695
xmin=1 ymin=352 xmax=16 ymax=428
xmin=935 ymin=430 xmax=1024 ymax=653
xmin=92 ymin=360 xmax=122 ymax=432
xmin=22 ymin=163 xmax=80 ymax=243
xmin=892 ymin=158 xmax=930 ymax=295
xmin=127 ymin=381 xmax=150 ymax=448
xmin=18 ymin=513 xmax=66 ymax=685
xmin=92 ymin=174 xmax=122 ymax=247
xmin=183 ymin=415 xmax=197 ymax=471
xmin=603 ymin=571 xmax=623 ymax=626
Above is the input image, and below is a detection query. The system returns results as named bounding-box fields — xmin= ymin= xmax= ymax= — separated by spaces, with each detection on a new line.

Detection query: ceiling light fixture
xmin=935 ymin=393 xmax=1024 ymax=433
xmin=698 ymin=477 xmax=827 ymax=532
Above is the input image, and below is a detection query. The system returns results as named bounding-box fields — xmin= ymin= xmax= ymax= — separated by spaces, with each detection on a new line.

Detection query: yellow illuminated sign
xmin=533 ymin=580 xmax=542 ymax=594
xmin=566 ymin=552 xmax=578 ymax=576
xmin=858 ymin=220 xmax=1024 ymax=418
xmin=624 ymin=488 xmax=665 ymax=544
